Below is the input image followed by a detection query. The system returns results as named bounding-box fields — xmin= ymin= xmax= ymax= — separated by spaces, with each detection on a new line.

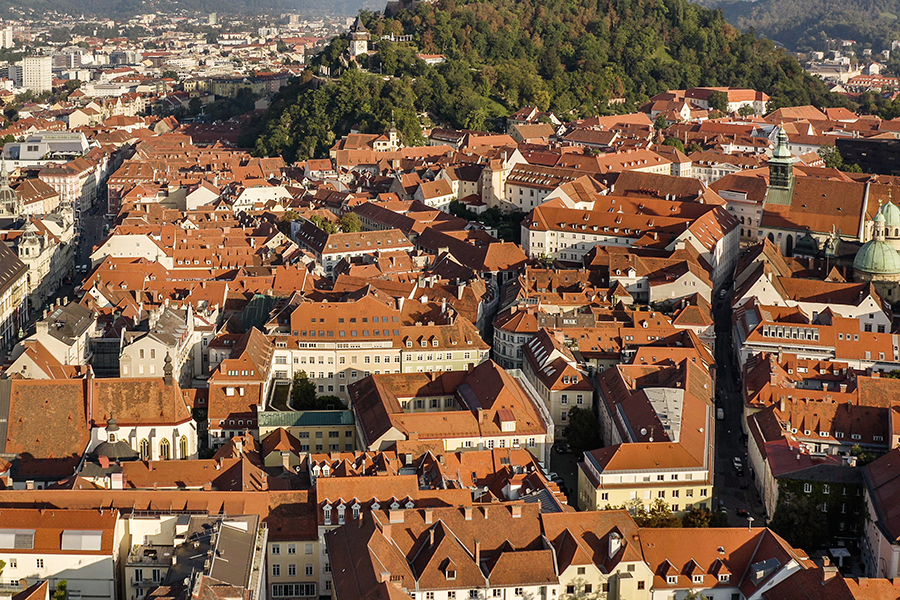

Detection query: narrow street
xmin=713 ymin=283 xmax=768 ymax=527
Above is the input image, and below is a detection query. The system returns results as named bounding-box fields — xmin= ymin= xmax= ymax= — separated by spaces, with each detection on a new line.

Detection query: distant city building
xmin=21 ymin=56 xmax=51 ymax=93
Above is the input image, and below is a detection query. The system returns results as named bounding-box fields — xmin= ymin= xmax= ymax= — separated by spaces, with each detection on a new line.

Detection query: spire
xmin=765 ymin=126 xmax=796 ymax=205
xmin=163 ymin=352 xmax=173 ymax=385
xmin=772 ymin=126 xmax=792 ymax=159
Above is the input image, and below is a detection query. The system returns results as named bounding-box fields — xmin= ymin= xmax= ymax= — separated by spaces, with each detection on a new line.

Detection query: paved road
xmin=712 ymin=284 xmax=768 ymax=527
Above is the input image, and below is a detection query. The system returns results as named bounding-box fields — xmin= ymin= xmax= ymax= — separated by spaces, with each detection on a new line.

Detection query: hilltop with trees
xmin=248 ymin=0 xmax=852 ymax=161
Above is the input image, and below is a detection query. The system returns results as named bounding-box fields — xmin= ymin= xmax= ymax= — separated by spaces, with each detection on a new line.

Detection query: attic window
xmin=692 ymin=575 xmax=703 ymax=584
xmin=666 ymin=575 xmax=677 ymax=584
xmin=719 ymin=574 xmax=730 ymax=582
xmin=446 ymin=570 xmax=456 ymax=581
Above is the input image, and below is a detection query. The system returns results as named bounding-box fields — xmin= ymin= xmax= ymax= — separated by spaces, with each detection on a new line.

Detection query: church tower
xmin=349 ymin=16 xmax=370 ymax=60
xmin=764 ymin=127 xmax=795 ymax=206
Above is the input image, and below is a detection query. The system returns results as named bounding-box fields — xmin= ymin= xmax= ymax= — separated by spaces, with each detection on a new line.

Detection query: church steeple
xmin=764 ymin=126 xmax=796 ymax=206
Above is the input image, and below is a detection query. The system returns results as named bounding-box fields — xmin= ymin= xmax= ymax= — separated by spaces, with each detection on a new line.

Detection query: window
xmin=577 ymin=567 xmax=586 ymax=575
xmin=305 ymin=564 xmax=313 ymax=576
xmin=446 ymin=570 xmax=456 ymax=580
xmin=272 ymin=544 xmax=281 ymax=555
xmin=637 ymin=581 xmax=645 ymax=590
xmin=159 ymin=438 xmax=171 ymax=460
xmin=36 ymin=559 xmax=44 ymax=569
xmin=824 ymin=485 xmax=830 ymax=494
xmin=272 ymin=564 xmax=281 ymax=577
xmin=288 ymin=564 xmax=296 ymax=576
xmin=134 ymin=568 xmax=142 ymax=582
xmin=7 ymin=559 xmax=14 ymax=569
xmin=514 ymin=589 xmax=523 ymax=596
xmin=271 ymin=584 xmax=316 ymax=597
xmin=305 ymin=543 xmax=313 ymax=555
xmin=667 ymin=575 xmax=677 ymax=584
xmin=804 ymin=483 xmax=813 ymax=493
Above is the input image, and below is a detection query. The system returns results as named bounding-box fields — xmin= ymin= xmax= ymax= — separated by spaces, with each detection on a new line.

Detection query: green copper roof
xmin=853 ymin=239 xmax=900 ymax=275
xmin=771 ymin=127 xmax=792 ymax=160
xmin=880 ymin=202 xmax=900 ymax=228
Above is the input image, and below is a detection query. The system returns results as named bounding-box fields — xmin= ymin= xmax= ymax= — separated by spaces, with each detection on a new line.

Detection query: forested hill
xmin=698 ymin=0 xmax=900 ymax=52
xmin=249 ymin=0 xmax=851 ymax=161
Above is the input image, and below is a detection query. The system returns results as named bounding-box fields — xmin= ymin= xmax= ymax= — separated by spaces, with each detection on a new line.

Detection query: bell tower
xmin=765 ymin=127 xmax=796 ymax=206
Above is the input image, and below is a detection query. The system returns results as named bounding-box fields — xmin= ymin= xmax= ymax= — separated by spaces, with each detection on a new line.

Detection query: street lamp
xmin=746 ymin=515 xmax=754 ymax=530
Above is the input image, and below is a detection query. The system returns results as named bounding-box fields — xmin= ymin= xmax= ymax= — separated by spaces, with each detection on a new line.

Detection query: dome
xmin=881 ymin=202 xmax=900 ymax=228
xmin=92 ymin=440 xmax=139 ymax=461
xmin=854 ymin=239 xmax=900 ymax=275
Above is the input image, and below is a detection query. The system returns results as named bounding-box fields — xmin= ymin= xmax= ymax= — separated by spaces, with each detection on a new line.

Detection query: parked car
xmin=733 ymin=457 xmax=743 ymax=472
xmin=717 ymin=407 xmax=725 ymax=420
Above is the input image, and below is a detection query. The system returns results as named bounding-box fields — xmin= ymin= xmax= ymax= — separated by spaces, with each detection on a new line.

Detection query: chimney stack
xmin=424 ymin=509 xmax=434 ymax=524
xmin=474 ymin=539 xmax=481 ymax=564
xmin=464 ymin=507 xmax=473 ymax=521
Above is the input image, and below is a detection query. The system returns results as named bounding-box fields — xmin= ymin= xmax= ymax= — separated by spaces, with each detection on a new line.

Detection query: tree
xmin=708 ymin=90 xmax=729 ymax=113
xmin=161 ymin=70 xmax=179 ymax=80
xmin=653 ymin=114 xmax=669 ymax=131
xmin=278 ymin=211 xmax=299 ymax=236
xmin=340 ymin=212 xmax=361 ymax=233
xmin=52 ymin=580 xmax=66 ymax=600
xmin=641 ymin=498 xmax=683 ymax=528
xmin=290 ymin=371 xmax=318 ymax=410
xmin=562 ymin=406 xmax=602 ymax=456
xmin=290 ymin=371 xmax=347 ymax=411
xmin=738 ymin=104 xmax=756 ymax=117
xmin=682 ymin=507 xmax=728 ymax=528
xmin=662 ymin=137 xmax=685 ymax=153
xmin=817 ymin=146 xmax=863 ymax=172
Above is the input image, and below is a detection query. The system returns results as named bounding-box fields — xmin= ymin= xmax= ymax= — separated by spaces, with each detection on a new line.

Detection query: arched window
xmin=139 ymin=439 xmax=150 ymax=460
xmin=108 ymin=433 xmax=116 ymax=443
xmin=179 ymin=436 xmax=189 ymax=459
xmin=159 ymin=438 xmax=171 ymax=460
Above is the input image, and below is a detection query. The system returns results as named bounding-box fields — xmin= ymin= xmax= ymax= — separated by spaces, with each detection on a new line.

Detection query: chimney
xmin=424 ymin=509 xmax=434 ymax=524
xmin=779 ymin=396 xmax=785 ymax=412
xmin=840 ymin=383 xmax=848 ymax=393
xmin=511 ymin=505 xmax=522 ymax=519
xmin=464 ymin=507 xmax=473 ymax=521
xmin=429 ymin=528 xmax=435 ymax=547
xmin=234 ymin=437 xmax=243 ymax=454
xmin=389 ymin=509 xmax=404 ymax=524
xmin=474 ymin=539 xmax=481 ymax=564
xmin=382 ymin=524 xmax=392 ymax=542
xmin=822 ymin=565 xmax=839 ymax=584
xmin=281 ymin=451 xmax=291 ymax=472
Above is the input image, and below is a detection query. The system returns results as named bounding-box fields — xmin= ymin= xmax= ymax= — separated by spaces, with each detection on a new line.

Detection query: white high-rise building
xmin=0 ymin=28 xmax=13 ymax=49
xmin=21 ymin=56 xmax=51 ymax=92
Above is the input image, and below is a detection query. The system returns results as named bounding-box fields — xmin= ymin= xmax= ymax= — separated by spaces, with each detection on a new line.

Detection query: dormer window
xmin=406 ymin=340 xmax=412 ymax=348
xmin=446 ymin=570 xmax=456 ymax=581
xmin=692 ymin=575 xmax=703 ymax=583
xmin=667 ymin=575 xmax=677 ymax=584
xmin=718 ymin=574 xmax=730 ymax=583
xmin=432 ymin=339 xmax=438 ymax=347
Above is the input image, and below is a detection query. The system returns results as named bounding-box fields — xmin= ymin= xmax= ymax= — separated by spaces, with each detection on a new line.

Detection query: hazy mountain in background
xmin=0 ymin=0 xmax=380 ymax=17
xmin=695 ymin=0 xmax=900 ymax=51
